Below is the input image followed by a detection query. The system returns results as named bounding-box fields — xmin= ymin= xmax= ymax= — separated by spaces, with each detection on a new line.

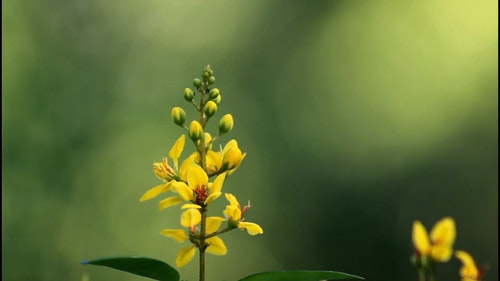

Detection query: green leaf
xmin=81 ymin=257 xmax=180 ymax=281
xmin=239 ymin=270 xmax=364 ymax=281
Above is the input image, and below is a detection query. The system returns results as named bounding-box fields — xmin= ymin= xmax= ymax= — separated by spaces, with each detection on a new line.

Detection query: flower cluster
xmin=140 ymin=65 xmax=262 ymax=268
xmin=411 ymin=217 xmax=484 ymax=281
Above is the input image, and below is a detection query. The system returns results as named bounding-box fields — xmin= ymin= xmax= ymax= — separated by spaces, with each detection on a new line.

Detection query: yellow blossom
xmin=455 ymin=250 xmax=481 ymax=281
xmin=223 ymin=193 xmax=263 ymax=235
xmin=140 ymin=135 xmax=186 ymax=202
xmin=412 ymin=217 xmax=455 ymax=262
xmin=171 ymin=165 xmax=226 ymax=207
xmin=161 ymin=211 xmax=228 ymax=268
xmin=172 ymin=237 xmax=227 ymax=268
xmin=206 ymin=140 xmax=246 ymax=175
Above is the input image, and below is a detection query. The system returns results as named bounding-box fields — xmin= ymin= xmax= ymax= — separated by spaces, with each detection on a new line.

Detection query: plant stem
xmin=417 ymin=269 xmax=426 ymax=281
xmin=199 ymin=246 xmax=206 ymax=281
xmin=198 ymin=202 xmax=208 ymax=281
xmin=428 ymin=261 xmax=436 ymax=281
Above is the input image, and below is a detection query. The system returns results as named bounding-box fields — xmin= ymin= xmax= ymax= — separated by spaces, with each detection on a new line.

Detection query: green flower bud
xmin=171 ymin=107 xmax=186 ymax=127
xmin=204 ymin=65 xmax=213 ymax=76
xmin=213 ymin=94 xmax=221 ymax=105
xmin=208 ymin=76 xmax=216 ymax=85
xmin=193 ymin=78 xmax=202 ymax=88
xmin=208 ymin=88 xmax=220 ymax=100
xmin=197 ymin=132 xmax=213 ymax=150
xmin=184 ymin=88 xmax=194 ymax=101
xmin=204 ymin=100 xmax=218 ymax=117
xmin=188 ymin=120 xmax=203 ymax=141
xmin=202 ymin=71 xmax=210 ymax=79
xmin=218 ymin=114 xmax=233 ymax=135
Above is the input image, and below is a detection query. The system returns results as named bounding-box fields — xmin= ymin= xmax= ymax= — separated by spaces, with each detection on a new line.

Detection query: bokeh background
xmin=2 ymin=1 xmax=498 ymax=281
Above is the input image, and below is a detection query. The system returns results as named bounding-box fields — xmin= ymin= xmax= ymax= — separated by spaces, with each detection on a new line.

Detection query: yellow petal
xmin=160 ymin=229 xmax=187 ymax=242
xmin=175 ymin=246 xmax=195 ymax=268
xmin=222 ymin=146 xmax=242 ymax=170
xmin=430 ymin=245 xmax=453 ymax=262
xmin=224 ymin=193 xmax=239 ymax=208
xmin=455 ymin=250 xmax=479 ymax=279
xmin=180 ymin=209 xmax=201 ymax=228
xmin=206 ymin=217 xmax=225 ymax=234
xmin=430 ymin=217 xmax=456 ymax=247
xmin=209 ymin=173 xmax=226 ymax=196
xmin=187 ymin=165 xmax=208 ymax=189
xmin=412 ymin=220 xmax=431 ymax=255
xmin=168 ymin=135 xmax=185 ymax=170
xmin=179 ymin=152 xmax=198 ymax=181
xmin=206 ymin=150 xmax=222 ymax=173
xmin=171 ymin=181 xmax=194 ymax=201
xmin=206 ymin=236 xmax=227 ymax=255
xmin=227 ymin=152 xmax=246 ymax=175
xmin=222 ymin=139 xmax=238 ymax=154
xmin=158 ymin=196 xmax=183 ymax=210
xmin=181 ymin=203 xmax=201 ymax=209
xmin=238 ymin=222 xmax=263 ymax=235
xmin=204 ymin=192 xmax=221 ymax=205
xmin=223 ymin=205 xmax=241 ymax=222
xmin=140 ymin=183 xmax=170 ymax=202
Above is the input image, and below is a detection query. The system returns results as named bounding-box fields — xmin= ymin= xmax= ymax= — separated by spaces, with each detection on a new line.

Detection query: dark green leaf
xmin=239 ymin=270 xmax=364 ymax=281
xmin=81 ymin=257 xmax=180 ymax=281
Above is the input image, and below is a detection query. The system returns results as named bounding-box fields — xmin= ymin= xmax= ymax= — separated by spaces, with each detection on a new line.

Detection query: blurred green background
xmin=2 ymin=1 xmax=497 ymax=281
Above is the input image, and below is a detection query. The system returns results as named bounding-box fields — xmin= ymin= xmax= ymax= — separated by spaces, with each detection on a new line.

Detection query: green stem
xmin=205 ymin=226 xmax=236 ymax=239
xmin=428 ymin=261 xmax=436 ymax=281
xmin=196 ymin=68 xmax=213 ymax=281
xmin=417 ymin=269 xmax=426 ymax=281
xmin=198 ymin=206 xmax=208 ymax=281
xmin=199 ymin=247 xmax=205 ymax=281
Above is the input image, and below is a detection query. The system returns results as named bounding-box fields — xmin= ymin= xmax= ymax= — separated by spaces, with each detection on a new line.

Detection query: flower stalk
xmin=140 ymin=65 xmax=262 ymax=281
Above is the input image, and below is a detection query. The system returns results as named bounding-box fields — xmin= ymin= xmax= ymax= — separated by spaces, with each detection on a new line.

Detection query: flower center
xmin=194 ymin=186 xmax=208 ymax=205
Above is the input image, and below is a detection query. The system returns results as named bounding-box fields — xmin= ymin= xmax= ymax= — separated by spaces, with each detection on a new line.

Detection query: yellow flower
xmin=412 ymin=217 xmax=455 ymax=262
xmin=206 ymin=140 xmax=246 ymax=175
xmin=160 ymin=209 xmax=228 ymax=268
xmin=171 ymin=164 xmax=226 ymax=207
xmin=172 ymin=236 xmax=227 ymax=267
xmin=223 ymin=193 xmax=263 ymax=235
xmin=140 ymin=135 xmax=186 ymax=202
xmin=455 ymin=250 xmax=481 ymax=281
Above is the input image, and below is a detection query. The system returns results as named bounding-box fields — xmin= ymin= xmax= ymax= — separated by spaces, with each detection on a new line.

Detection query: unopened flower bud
xmin=188 ymin=120 xmax=203 ymax=140
xmin=204 ymin=101 xmax=218 ymax=117
xmin=218 ymin=114 xmax=233 ymax=135
xmin=171 ymin=107 xmax=186 ymax=126
xmin=204 ymin=65 xmax=213 ymax=76
xmin=202 ymin=71 xmax=210 ymax=79
xmin=193 ymin=78 xmax=202 ymax=88
xmin=213 ymin=94 xmax=221 ymax=105
xmin=208 ymin=88 xmax=220 ymax=100
xmin=208 ymin=76 xmax=216 ymax=85
xmin=223 ymin=144 xmax=243 ymax=170
xmin=198 ymin=132 xmax=213 ymax=150
xmin=184 ymin=88 xmax=194 ymax=102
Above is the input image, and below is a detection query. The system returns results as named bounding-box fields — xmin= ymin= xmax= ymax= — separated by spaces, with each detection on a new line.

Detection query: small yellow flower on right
xmin=412 ymin=217 xmax=456 ymax=262
xmin=455 ymin=250 xmax=482 ymax=281
xmin=223 ymin=193 xmax=263 ymax=235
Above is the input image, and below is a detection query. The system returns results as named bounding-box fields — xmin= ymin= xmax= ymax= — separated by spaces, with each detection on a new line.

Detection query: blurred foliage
xmin=2 ymin=1 xmax=497 ymax=281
